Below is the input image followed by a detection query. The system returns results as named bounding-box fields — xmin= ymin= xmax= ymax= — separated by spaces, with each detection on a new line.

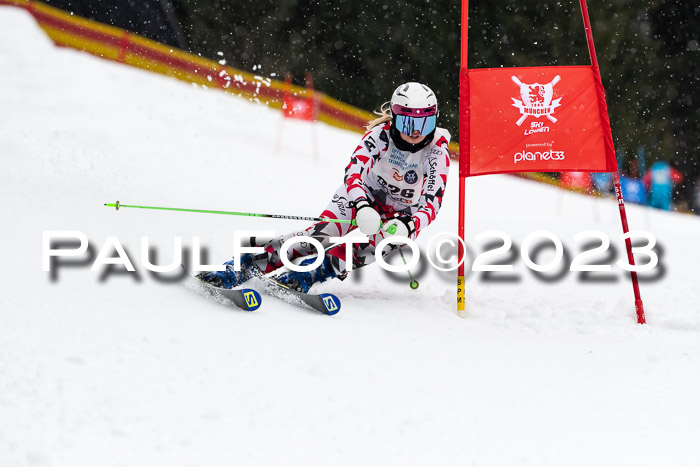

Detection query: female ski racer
xmin=199 ymin=82 xmax=451 ymax=293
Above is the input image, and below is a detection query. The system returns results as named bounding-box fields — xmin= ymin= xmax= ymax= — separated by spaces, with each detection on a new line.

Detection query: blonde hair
xmin=365 ymin=101 xmax=392 ymax=130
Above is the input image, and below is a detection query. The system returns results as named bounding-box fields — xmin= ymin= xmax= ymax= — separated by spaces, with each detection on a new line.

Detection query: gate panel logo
xmin=511 ymin=75 xmax=562 ymax=126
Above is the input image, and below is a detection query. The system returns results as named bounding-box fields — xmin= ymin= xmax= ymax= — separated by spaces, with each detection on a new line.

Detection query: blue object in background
xmin=591 ymin=172 xmax=613 ymax=193
xmin=647 ymin=161 xmax=673 ymax=210
xmin=620 ymin=176 xmax=647 ymax=205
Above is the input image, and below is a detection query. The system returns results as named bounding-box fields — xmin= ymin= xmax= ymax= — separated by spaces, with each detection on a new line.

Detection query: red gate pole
xmin=457 ymin=0 xmax=470 ymax=315
xmin=305 ymin=71 xmax=320 ymax=161
xmin=579 ymin=0 xmax=646 ymax=324
xmin=273 ymin=73 xmax=293 ymax=153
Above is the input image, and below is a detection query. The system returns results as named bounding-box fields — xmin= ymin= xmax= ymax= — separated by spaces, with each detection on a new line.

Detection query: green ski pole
xmin=399 ymin=247 xmax=419 ymax=290
xmin=104 ymin=200 xmax=397 ymax=233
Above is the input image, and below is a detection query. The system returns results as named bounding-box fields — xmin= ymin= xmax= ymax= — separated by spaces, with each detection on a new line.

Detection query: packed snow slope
xmin=2 ymin=9 xmax=700 ymax=467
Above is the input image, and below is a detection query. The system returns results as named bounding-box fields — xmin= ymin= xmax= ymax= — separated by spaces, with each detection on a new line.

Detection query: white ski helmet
xmin=390 ymin=82 xmax=438 ymax=138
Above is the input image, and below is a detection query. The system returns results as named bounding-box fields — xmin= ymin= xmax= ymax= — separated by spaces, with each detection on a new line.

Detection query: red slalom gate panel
xmin=283 ymin=96 xmax=315 ymax=121
xmin=463 ymin=65 xmax=617 ymax=176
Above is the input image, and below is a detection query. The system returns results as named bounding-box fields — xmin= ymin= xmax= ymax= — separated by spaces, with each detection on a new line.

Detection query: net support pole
xmin=457 ymin=0 xmax=470 ymax=315
xmin=579 ymin=0 xmax=645 ymax=324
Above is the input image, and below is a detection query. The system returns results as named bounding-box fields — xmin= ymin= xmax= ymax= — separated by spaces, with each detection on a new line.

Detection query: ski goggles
xmin=392 ymin=104 xmax=437 ymax=136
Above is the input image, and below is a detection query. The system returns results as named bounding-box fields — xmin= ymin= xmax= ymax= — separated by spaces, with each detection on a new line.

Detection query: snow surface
xmin=1 ymin=8 xmax=700 ymax=467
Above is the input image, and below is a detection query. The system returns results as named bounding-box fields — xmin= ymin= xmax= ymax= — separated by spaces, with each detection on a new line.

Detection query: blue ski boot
xmin=196 ymin=253 xmax=256 ymax=289
xmin=275 ymin=255 xmax=338 ymax=293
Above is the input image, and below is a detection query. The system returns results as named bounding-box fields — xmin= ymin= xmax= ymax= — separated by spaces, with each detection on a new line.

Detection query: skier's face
xmin=399 ymin=130 xmax=427 ymax=145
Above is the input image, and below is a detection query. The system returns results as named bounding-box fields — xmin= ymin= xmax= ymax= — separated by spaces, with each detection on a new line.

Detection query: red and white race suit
xmin=258 ymin=122 xmax=450 ymax=275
